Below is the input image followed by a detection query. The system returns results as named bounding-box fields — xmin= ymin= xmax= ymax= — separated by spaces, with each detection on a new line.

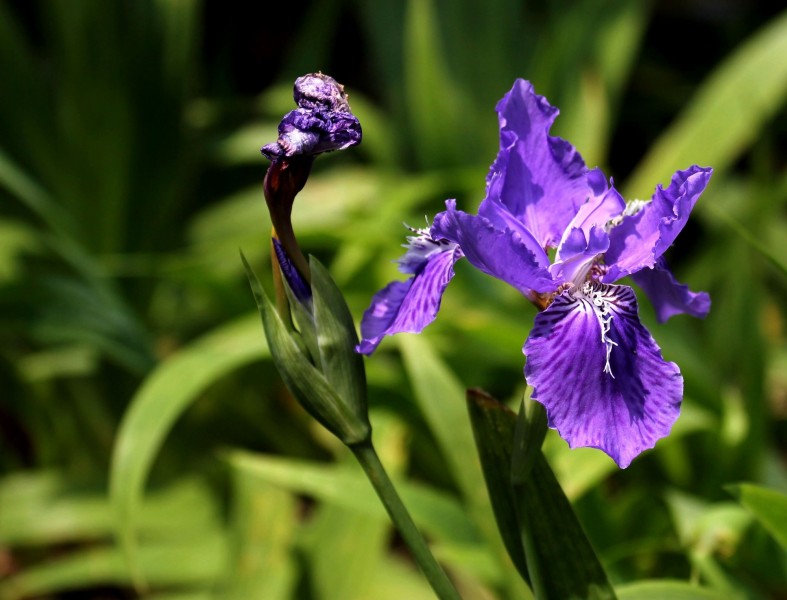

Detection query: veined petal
xmin=432 ymin=200 xmax=557 ymax=295
xmin=356 ymin=244 xmax=461 ymax=355
xmin=604 ymin=166 xmax=712 ymax=281
xmin=524 ymin=283 xmax=682 ymax=468
xmin=478 ymin=79 xmax=594 ymax=249
xmin=631 ymin=258 xmax=710 ymax=323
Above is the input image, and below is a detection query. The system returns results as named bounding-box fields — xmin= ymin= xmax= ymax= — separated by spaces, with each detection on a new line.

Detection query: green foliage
xmin=467 ymin=391 xmax=616 ymax=600
xmin=727 ymin=484 xmax=787 ymax=549
xmin=1 ymin=0 xmax=786 ymax=598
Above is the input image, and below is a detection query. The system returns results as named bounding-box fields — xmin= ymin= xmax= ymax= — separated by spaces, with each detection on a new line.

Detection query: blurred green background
xmin=1 ymin=1 xmax=786 ymax=598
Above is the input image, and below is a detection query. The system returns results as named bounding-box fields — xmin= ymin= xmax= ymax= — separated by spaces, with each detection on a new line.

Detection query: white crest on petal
xmin=576 ymin=281 xmax=619 ymax=377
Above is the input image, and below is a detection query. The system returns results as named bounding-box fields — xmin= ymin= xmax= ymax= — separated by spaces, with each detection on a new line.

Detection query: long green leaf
xmin=109 ymin=314 xmax=269 ymax=588
xmin=217 ymin=468 xmax=298 ymax=599
xmin=221 ymin=449 xmax=479 ymax=545
xmin=1 ymin=473 xmax=219 ymax=546
xmin=399 ymin=334 xmax=531 ymax=598
xmin=0 ymin=536 xmax=226 ymax=600
xmin=616 ymin=581 xmax=730 ymax=600
xmin=727 ymin=483 xmax=787 ymax=549
xmin=625 ymin=9 xmax=787 ymax=199
xmin=466 ymin=391 xmax=530 ymax=584
xmin=467 ymin=390 xmax=616 ymax=600
xmin=403 ymin=0 xmax=467 ymax=168
xmin=398 ymin=335 xmax=485 ymax=510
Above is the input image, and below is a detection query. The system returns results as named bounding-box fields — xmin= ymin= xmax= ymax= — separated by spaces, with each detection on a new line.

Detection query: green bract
xmin=242 ymin=252 xmax=371 ymax=446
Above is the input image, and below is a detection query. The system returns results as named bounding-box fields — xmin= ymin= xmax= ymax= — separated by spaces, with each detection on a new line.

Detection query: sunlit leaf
xmin=727 ymin=483 xmax=787 ymax=549
xmin=0 ymin=536 xmax=226 ymax=600
xmin=625 ymin=9 xmax=787 ymax=198
xmin=109 ymin=314 xmax=269 ymax=587
xmin=616 ymin=580 xmax=730 ymax=600
xmin=217 ymin=469 xmax=298 ymax=599
xmin=221 ymin=449 xmax=480 ymax=545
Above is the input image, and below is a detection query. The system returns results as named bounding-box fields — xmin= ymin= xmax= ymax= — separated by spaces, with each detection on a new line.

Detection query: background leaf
xmin=727 ymin=483 xmax=787 ymax=549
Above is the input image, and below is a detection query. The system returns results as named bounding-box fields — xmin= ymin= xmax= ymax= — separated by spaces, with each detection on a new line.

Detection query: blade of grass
xmin=109 ymin=314 xmax=269 ymax=590
xmin=625 ymin=9 xmax=787 ymax=199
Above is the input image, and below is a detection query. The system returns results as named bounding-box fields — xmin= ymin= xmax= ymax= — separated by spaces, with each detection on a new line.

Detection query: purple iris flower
xmin=357 ymin=79 xmax=712 ymax=468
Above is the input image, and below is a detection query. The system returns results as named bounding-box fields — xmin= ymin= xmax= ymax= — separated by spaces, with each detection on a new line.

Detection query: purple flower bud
xmin=272 ymin=237 xmax=312 ymax=305
xmin=261 ymin=72 xmax=362 ymax=160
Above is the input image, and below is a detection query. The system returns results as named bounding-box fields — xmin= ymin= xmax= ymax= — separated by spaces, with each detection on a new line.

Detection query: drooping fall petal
xmin=524 ymin=284 xmax=683 ymax=468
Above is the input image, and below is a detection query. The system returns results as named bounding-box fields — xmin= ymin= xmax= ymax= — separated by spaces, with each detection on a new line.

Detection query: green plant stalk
xmin=350 ymin=441 xmax=462 ymax=600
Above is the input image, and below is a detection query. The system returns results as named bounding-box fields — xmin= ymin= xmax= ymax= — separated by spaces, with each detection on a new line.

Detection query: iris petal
xmin=524 ymin=284 xmax=682 ymax=468
xmin=357 ymin=246 xmax=461 ymax=354
xmin=631 ymin=258 xmax=710 ymax=323
xmin=479 ymin=79 xmax=594 ymax=249
xmin=604 ymin=166 xmax=712 ymax=281
xmin=433 ymin=200 xmax=557 ymax=295
xmin=549 ymin=225 xmax=609 ymax=285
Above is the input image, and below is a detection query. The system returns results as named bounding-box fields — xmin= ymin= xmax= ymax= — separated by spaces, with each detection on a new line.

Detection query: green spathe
xmin=242 ymin=252 xmax=370 ymax=446
xmin=310 ymin=256 xmax=369 ymax=425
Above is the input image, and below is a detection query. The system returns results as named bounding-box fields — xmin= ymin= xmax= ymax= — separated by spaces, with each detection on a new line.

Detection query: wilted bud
xmin=261 ymin=72 xmax=362 ymax=160
xmin=245 ymin=73 xmax=369 ymax=446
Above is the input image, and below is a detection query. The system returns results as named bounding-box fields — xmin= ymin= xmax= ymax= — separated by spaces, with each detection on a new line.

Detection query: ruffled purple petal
xmin=631 ymin=258 xmax=710 ymax=323
xmin=550 ymin=178 xmax=624 ymax=284
xmin=356 ymin=246 xmax=461 ymax=355
xmin=524 ymin=283 xmax=683 ymax=468
xmin=557 ymin=176 xmax=624 ymax=252
xmin=478 ymin=79 xmax=594 ymax=249
xmin=432 ymin=200 xmax=557 ymax=295
xmin=549 ymin=226 xmax=609 ymax=285
xmin=604 ymin=166 xmax=712 ymax=282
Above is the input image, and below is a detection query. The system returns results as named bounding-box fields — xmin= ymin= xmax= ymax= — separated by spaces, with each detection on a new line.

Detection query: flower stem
xmin=350 ymin=441 xmax=462 ymax=600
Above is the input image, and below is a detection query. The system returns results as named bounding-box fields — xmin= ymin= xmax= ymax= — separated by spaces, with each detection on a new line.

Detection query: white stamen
xmin=606 ymin=198 xmax=650 ymax=231
xmin=397 ymin=224 xmax=457 ymax=274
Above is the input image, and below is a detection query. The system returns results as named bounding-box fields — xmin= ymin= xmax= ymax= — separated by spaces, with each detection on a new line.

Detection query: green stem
xmin=350 ymin=441 xmax=462 ymax=600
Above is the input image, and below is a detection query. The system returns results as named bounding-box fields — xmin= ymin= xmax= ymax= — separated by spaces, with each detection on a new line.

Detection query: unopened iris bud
xmin=262 ymin=73 xmax=363 ymax=289
xmin=246 ymin=73 xmax=369 ymax=446
xmin=261 ymin=72 xmax=362 ymax=160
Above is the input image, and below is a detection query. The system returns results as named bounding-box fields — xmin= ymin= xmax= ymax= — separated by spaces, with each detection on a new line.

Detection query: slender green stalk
xmin=350 ymin=441 xmax=462 ymax=600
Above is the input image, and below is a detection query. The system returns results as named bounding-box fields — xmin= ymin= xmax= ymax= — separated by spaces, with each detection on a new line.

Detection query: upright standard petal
xmin=631 ymin=258 xmax=710 ymax=323
xmin=550 ymin=178 xmax=624 ymax=284
xmin=357 ymin=244 xmax=462 ymax=355
xmin=524 ymin=283 xmax=683 ymax=468
xmin=549 ymin=225 xmax=609 ymax=286
xmin=479 ymin=79 xmax=594 ymax=249
xmin=604 ymin=166 xmax=712 ymax=282
xmin=433 ymin=200 xmax=557 ymax=295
